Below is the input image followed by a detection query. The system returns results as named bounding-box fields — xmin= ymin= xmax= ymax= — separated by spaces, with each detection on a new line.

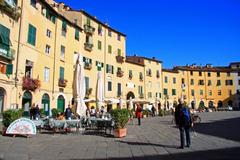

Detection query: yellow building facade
xmin=0 ymin=0 xmax=239 ymax=115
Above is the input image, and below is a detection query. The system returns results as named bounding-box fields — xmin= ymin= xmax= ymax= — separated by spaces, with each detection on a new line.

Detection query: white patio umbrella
xmin=73 ymin=54 xmax=87 ymax=117
xmin=96 ymin=71 xmax=104 ymax=109
xmin=129 ymin=97 xmax=134 ymax=110
xmin=119 ymin=98 xmax=123 ymax=109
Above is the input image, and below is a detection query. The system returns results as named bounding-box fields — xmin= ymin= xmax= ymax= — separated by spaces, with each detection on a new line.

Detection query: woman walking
xmin=135 ymin=103 xmax=142 ymax=126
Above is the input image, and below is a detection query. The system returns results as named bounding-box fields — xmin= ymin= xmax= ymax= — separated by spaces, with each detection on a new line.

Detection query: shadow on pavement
xmin=194 ymin=117 xmax=240 ymax=142
xmin=75 ymin=147 xmax=240 ymax=160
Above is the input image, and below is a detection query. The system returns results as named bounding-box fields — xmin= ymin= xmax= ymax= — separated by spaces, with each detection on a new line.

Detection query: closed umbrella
xmin=96 ymin=71 xmax=104 ymax=109
xmin=73 ymin=54 xmax=87 ymax=117
xmin=129 ymin=97 xmax=133 ymax=110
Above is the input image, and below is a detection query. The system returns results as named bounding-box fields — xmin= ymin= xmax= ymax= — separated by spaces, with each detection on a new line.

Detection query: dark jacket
xmin=65 ymin=107 xmax=72 ymax=119
xmin=175 ymin=104 xmax=192 ymax=127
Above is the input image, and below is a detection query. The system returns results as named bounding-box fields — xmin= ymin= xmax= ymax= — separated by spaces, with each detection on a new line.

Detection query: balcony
xmin=84 ymin=43 xmax=93 ymax=51
xmin=0 ymin=47 xmax=15 ymax=60
xmin=84 ymin=24 xmax=95 ymax=34
xmin=22 ymin=77 xmax=41 ymax=91
xmin=116 ymin=55 xmax=124 ymax=63
xmin=0 ymin=0 xmax=21 ymax=20
xmin=58 ymin=79 xmax=67 ymax=88
xmin=117 ymin=70 xmax=124 ymax=77
xmin=84 ymin=63 xmax=92 ymax=70
xmin=156 ymin=74 xmax=160 ymax=78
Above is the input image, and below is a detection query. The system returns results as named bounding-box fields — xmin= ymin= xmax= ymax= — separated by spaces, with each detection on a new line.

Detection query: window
xmin=117 ymin=83 xmax=122 ymax=96
xmin=98 ymin=41 xmax=102 ymax=50
xmin=138 ymin=86 xmax=143 ymax=95
xmin=60 ymin=45 xmax=65 ymax=59
xmin=108 ymin=81 xmax=112 ymax=91
xmin=46 ymin=29 xmax=51 ymax=38
xmin=217 ymin=90 xmax=221 ymax=96
xmin=44 ymin=9 xmax=56 ymax=23
xmin=217 ymin=80 xmax=221 ymax=86
xmin=228 ymin=90 xmax=232 ymax=96
xmin=199 ymin=71 xmax=202 ymax=76
xmin=85 ymin=77 xmax=89 ymax=94
xmin=45 ymin=45 xmax=50 ymax=54
xmin=106 ymin=64 xmax=114 ymax=74
xmin=148 ymin=92 xmax=152 ymax=98
xmin=117 ymin=49 xmax=121 ymax=56
xmin=208 ymin=72 xmax=211 ymax=77
xmin=28 ymin=24 xmax=36 ymax=46
xmin=117 ymin=34 xmax=121 ymax=41
xmin=208 ymin=80 xmax=212 ymax=86
xmin=182 ymin=78 xmax=185 ymax=84
xmin=62 ymin=21 xmax=67 ymax=37
xmin=108 ymin=45 xmax=112 ymax=54
xmin=129 ymin=70 xmax=133 ymax=78
xmin=191 ymin=90 xmax=194 ymax=96
xmin=147 ymin=69 xmax=152 ymax=76
xmin=190 ymin=71 xmax=193 ymax=76
xmin=200 ymin=90 xmax=203 ymax=96
xmin=217 ymin=72 xmax=220 ymax=77
xmin=30 ymin=0 xmax=37 ymax=7
xmin=75 ymin=29 xmax=79 ymax=40
xmin=86 ymin=18 xmax=91 ymax=26
xmin=172 ymin=89 xmax=176 ymax=96
xmin=139 ymin=72 xmax=143 ymax=80
xmin=0 ymin=24 xmax=10 ymax=51
xmin=86 ymin=35 xmax=93 ymax=44
xmin=156 ymin=70 xmax=160 ymax=78
xmin=98 ymin=24 xmax=102 ymax=36
xmin=227 ymin=72 xmax=231 ymax=77
xmin=25 ymin=60 xmax=33 ymax=78
xmin=199 ymin=80 xmax=204 ymax=85
xmin=44 ymin=67 xmax=50 ymax=82
xmin=173 ymin=77 xmax=176 ymax=84
xmin=164 ymin=76 xmax=168 ymax=83
xmin=108 ymin=30 xmax=112 ymax=37
xmin=225 ymin=80 xmax=233 ymax=86
xmin=59 ymin=67 xmax=64 ymax=80
xmin=148 ymin=81 xmax=152 ymax=88
xmin=164 ymin=88 xmax=168 ymax=96
xmin=209 ymin=90 xmax=212 ymax=96
xmin=237 ymin=89 xmax=240 ymax=95
xmin=190 ymin=79 xmax=194 ymax=85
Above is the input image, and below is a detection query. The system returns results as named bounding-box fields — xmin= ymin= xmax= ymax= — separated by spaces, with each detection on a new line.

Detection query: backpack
xmin=181 ymin=107 xmax=191 ymax=125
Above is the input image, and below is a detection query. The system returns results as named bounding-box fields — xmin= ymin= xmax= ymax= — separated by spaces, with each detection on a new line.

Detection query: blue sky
xmin=56 ymin=0 xmax=240 ymax=68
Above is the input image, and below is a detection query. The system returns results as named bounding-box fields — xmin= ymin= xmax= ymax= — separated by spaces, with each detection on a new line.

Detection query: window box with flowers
xmin=84 ymin=63 xmax=92 ymax=70
xmin=58 ymin=79 xmax=68 ymax=88
xmin=117 ymin=70 xmax=124 ymax=77
xmin=22 ymin=77 xmax=41 ymax=91
xmin=116 ymin=55 xmax=124 ymax=63
xmin=0 ymin=0 xmax=21 ymax=20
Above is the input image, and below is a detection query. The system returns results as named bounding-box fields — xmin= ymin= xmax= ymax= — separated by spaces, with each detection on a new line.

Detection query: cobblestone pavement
xmin=0 ymin=111 xmax=240 ymax=160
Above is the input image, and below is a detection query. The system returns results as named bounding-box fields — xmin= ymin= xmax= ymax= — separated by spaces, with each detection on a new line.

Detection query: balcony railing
xmin=117 ymin=70 xmax=124 ymax=77
xmin=0 ymin=0 xmax=21 ymax=20
xmin=0 ymin=47 xmax=15 ymax=60
xmin=116 ymin=55 xmax=124 ymax=63
xmin=58 ymin=79 xmax=68 ymax=88
xmin=84 ymin=63 xmax=92 ymax=70
xmin=84 ymin=24 xmax=95 ymax=34
xmin=84 ymin=43 xmax=93 ymax=51
xmin=22 ymin=77 xmax=41 ymax=91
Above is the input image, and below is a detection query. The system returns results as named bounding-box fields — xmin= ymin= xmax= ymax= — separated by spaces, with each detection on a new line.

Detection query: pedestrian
xmin=151 ymin=105 xmax=156 ymax=117
xmin=30 ymin=103 xmax=35 ymax=120
xmin=135 ymin=103 xmax=142 ymax=126
xmin=65 ymin=104 xmax=72 ymax=120
xmin=35 ymin=104 xmax=40 ymax=120
xmin=175 ymin=99 xmax=193 ymax=149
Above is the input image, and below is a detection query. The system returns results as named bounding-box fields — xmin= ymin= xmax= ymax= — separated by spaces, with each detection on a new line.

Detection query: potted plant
xmin=2 ymin=109 xmax=23 ymax=136
xmin=110 ymin=109 xmax=129 ymax=138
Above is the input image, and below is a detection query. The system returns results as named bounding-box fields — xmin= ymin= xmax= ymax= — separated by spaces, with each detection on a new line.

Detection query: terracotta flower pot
xmin=114 ymin=128 xmax=127 ymax=138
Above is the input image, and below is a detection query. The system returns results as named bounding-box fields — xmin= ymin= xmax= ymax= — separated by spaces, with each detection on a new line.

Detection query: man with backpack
xmin=175 ymin=99 xmax=193 ymax=149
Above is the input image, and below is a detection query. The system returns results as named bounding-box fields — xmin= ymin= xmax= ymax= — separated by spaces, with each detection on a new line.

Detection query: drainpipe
xmin=15 ymin=0 xmax=24 ymax=107
xmin=103 ymin=27 xmax=106 ymax=99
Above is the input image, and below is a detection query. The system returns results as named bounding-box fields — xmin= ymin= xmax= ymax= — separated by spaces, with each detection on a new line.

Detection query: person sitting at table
xmin=90 ymin=106 xmax=96 ymax=117
xmin=65 ymin=104 xmax=72 ymax=120
xmin=57 ymin=112 xmax=65 ymax=120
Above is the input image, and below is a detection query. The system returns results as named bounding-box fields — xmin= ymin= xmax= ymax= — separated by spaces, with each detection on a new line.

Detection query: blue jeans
xmin=179 ymin=126 xmax=191 ymax=148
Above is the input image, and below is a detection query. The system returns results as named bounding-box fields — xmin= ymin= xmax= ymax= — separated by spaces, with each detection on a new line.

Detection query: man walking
xmin=175 ymin=99 xmax=192 ymax=149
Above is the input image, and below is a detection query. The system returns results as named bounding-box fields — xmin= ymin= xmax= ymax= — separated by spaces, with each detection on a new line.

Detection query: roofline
xmin=125 ymin=60 xmax=145 ymax=67
xmin=173 ymin=66 xmax=235 ymax=73
xmin=79 ymin=10 xmax=126 ymax=37
xmin=42 ymin=0 xmax=83 ymax=31
xmin=162 ymin=69 xmax=179 ymax=73
xmin=127 ymin=56 xmax=162 ymax=63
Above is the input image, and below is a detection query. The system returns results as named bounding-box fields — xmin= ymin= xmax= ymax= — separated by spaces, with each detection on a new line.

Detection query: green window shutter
xmin=89 ymin=59 xmax=92 ymax=64
xmin=106 ymin=64 xmax=109 ymax=73
xmin=6 ymin=64 xmax=13 ymax=75
xmin=101 ymin=63 xmax=104 ymax=68
xmin=0 ymin=24 xmax=10 ymax=51
xmin=83 ymin=57 xmax=86 ymax=62
xmin=112 ymin=66 xmax=114 ymax=74
xmin=60 ymin=67 xmax=64 ymax=79
xmin=28 ymin=24 xmax=36 ymax=46
xmin=96 ymin=61 xmax=98 ymax=66
xmin=75 ymin=29 xmax=79 ymax=40
xmin=62 ymin=21 xmax=67 ymax=31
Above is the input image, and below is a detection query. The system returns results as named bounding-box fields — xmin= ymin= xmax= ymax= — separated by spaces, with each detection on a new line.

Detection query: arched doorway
xmin=22 ymin=91 xmax=32 ymax=116
xmin=57 ymin=95 xmax=65 ymax=113
xmin=218 ymin=101 xmax=223 ymax=108
xmin=42 ymin=93 xmax=50 ymax=116
xmin=228 ymin=100 xmax=233 ymax=107
xmin=208 ymin=101 xmax=214 ymax=108
xmin=199 ymin=101 xmax=205 ymax=110
xmin=0 ymin=88 xmax=6 ymax=114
